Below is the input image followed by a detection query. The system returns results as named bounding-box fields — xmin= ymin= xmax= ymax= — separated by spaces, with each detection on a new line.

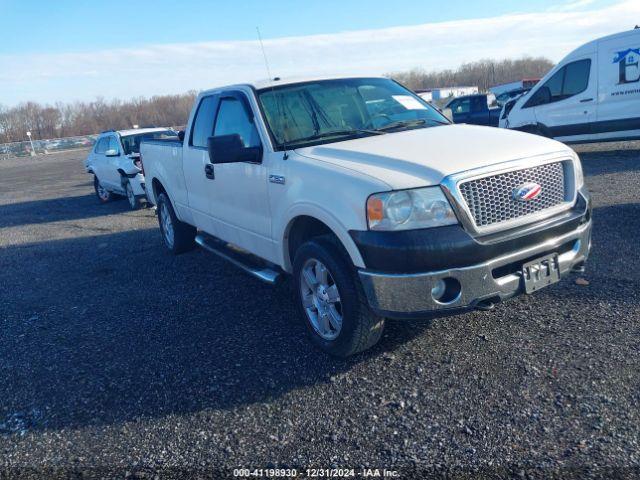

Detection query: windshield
xmin=257 ymin=78 xmax=449 ymax=150
xmin=121 ymin=130 xmax=176 ymax=155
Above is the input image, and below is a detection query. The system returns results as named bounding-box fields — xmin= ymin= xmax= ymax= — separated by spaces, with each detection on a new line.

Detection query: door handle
xmin=204 ymin=163 xmax=215 ymax=179
xmin=580 ymin=98 xmax=594 ymax=103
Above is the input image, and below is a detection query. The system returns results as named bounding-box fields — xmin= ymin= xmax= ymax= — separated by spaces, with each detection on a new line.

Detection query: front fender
xmin=278 ymin=202 xmax=366 ymax=272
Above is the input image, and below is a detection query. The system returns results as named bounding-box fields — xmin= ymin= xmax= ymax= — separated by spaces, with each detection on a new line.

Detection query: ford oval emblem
xmin=513 ymin=182 xmax=542 ymax=202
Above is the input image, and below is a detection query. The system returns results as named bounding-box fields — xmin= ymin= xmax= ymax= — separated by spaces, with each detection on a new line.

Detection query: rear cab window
xmin=471 ymin=96 xmax=487 ymax=112
xmin=190 ymin=96 xmax=219 ymax=148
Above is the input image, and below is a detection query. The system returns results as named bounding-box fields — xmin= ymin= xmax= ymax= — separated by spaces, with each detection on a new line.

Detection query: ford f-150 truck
xmin=141 ymin=76 xmax=591 ymax=357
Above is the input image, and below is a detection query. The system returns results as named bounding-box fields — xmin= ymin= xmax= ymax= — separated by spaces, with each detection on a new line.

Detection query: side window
xmin=525 ymin=59 xmax=591 ymax=107
xmin=191 ymin=96 xmax=218 ymax=148
xmin=471 ymin=96 xmax=486 ymax=112
xmin=563 ymin=59 xmax=591 ymax=96
xmin=453 ymin=98 xmax=471 ymax=114
xmin=213 ymin=97 xmax=261 ymax=148
xmin=545 ymin=68 xmax=565 ymax=99
xmin=95 ymin=137 xmax=108 ymax=154
xmin=108 ymin=136 xmax=120 ymax=153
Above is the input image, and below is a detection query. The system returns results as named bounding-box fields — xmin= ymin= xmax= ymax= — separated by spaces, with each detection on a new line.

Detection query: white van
xmin=500 ymin=28 xmax=640 ymax=143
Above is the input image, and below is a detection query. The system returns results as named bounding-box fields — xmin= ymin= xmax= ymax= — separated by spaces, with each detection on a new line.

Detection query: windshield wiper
xmin=375 ymin=118 xmax=448 ymax=132
xmin=289 ymin=128 xmax=385 ymax=146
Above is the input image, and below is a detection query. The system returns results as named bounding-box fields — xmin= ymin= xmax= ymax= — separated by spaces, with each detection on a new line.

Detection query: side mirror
xmin=177 ymin=130 xmax=185 ymax=142
xmin=441 ymin=108 xmax=454 ymax=122
xmin=207 ymin=134 xmax=262 ymax=164
xmin=105 ymin=149 xmax=119 ymax=157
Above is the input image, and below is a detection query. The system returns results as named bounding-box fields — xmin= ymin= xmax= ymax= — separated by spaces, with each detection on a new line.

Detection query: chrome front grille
xmin=458 ymin=161 xmax=567 ymax=229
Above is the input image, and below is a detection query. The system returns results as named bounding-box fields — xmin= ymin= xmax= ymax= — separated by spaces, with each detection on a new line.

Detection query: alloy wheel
xmin=97 ymin=182 xmax=109 ymax=201
xmin=160 ymin=202 xmax=175 ymax=249
xmin=300 ymin=258 xmax=343 ymax=340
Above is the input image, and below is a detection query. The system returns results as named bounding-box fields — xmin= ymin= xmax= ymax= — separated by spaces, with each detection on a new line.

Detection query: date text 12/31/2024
xmin=233 ymin=468 xmax=400 ymax=478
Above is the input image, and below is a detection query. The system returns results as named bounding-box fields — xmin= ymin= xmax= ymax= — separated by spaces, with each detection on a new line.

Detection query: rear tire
xmin=125 ymin=180 xmax=143 ymax=210
xmin=156 ymin=192 xmax=196 ymax=254
xmin=94 ymin=175 xmax=112 ymax=203
xmin=293 ymin=236 xmax=385 ymax=357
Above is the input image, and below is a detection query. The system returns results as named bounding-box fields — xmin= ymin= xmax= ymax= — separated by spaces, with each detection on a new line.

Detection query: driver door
xmin=206 ymin=91 xmax=272 ymax=259
xmin=105 ymin=135 xmax=123 ymax=188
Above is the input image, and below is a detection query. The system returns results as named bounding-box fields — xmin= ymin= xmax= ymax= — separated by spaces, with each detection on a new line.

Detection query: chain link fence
xmin=0 ymin=134 xmax=98 ymax=160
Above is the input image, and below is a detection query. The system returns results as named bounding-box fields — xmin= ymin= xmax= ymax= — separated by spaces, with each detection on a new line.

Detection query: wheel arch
xmin=150 ymin=177 xmax=167 ymax=205
xmin=281 ymin=209 xmax=365 ymax=273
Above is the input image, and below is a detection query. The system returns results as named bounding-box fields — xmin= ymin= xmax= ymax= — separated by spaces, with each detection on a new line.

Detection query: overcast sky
xmin=0 ymin=0 xmax=637 ymax=106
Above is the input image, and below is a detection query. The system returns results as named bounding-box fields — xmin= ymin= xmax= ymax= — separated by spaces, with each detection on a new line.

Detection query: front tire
xmin=94 ymin=175 xmax=112 ymax=203
xmin=293 ymin=237 xmax=385 ymax=357
xmin=125 ymin=180 xmax=143 ymax=210
xmin=156 ymin=192 xmax=196 ymax=254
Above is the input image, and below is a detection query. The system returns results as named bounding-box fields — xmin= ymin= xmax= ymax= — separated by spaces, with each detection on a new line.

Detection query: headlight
xmin=367 ymin=187 xmax=458 ymax=231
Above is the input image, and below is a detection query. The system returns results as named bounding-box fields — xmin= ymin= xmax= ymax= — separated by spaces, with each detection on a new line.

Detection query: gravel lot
xmin=1 ymin=143 xmax=639 ymax=479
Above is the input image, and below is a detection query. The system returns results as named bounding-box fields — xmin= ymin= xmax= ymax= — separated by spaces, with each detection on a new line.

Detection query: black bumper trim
xmin=350 ymin=190 xmax=590 ymax=274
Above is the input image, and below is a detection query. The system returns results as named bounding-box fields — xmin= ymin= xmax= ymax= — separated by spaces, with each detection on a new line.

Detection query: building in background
xmin=415 ymin=86 xmax=479 ymax=103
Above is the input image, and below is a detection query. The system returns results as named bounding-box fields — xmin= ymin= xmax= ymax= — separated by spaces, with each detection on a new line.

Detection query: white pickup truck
xmin=141 ymin=76 xmax=592 ymax=356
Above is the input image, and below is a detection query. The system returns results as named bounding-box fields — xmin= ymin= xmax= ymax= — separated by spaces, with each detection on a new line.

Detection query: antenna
xmin=256 ymin=27 xmax=288 ymax=159
xmin=256 ymin=27 xmax=273 ymax=83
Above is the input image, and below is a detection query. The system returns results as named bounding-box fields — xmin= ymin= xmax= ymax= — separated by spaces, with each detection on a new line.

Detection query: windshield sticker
xmin=392 ymin=95 xmax=427 ymax=110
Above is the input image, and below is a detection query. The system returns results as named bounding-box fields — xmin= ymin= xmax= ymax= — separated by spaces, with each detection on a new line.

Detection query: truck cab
xmin=445 ymin=94 xmax=500 ymax=127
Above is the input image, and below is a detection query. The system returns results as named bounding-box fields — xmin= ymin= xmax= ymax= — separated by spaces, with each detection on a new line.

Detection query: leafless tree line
xmin=0 ymin=56 xmax=554 ymax=144
xmin=0 ymin=92 xmax=197 ymax=144
xmin=389 ymin=56 xmax=554 ymax=92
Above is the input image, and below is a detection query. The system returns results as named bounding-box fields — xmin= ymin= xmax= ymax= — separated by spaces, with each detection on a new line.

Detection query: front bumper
xmin=357 ymin=203 xmax=592 ymax=319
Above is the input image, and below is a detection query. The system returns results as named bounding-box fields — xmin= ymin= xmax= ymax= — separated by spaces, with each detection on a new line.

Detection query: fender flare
xmin=279 ymin=203 xmax=366 ymax=272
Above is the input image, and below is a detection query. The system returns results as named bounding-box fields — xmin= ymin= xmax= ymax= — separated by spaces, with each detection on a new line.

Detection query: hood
xmin=295 ymin=124 xmax=572 ymax=190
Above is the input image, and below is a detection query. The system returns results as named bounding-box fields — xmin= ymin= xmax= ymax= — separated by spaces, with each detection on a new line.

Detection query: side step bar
xmin=194 ymin=233 xmax=282 ymax=285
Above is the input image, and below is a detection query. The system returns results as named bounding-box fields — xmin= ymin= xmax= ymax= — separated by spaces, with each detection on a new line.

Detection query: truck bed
xmin=139 ymin=137 xmax=187 ymax=208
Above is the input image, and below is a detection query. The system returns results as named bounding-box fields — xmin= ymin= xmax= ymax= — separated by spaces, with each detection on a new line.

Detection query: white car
xmin=500 ymin=28 xmax=640 ymax=143
xmin=84 ymin=128 xmax=177 ymax=209
xmin=141 ymin=76 xmax=591 ymax=356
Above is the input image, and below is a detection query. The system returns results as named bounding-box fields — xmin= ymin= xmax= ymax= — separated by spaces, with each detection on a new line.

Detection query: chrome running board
xmin=195 ymin=233 xmax=282 ymax=285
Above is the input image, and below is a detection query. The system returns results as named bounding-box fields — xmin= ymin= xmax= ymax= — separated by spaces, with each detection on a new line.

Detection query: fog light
xmin=431 ymin=279 xmax=446 ymax=301
xmin=431 ymin=277 xmax=462 ymax=304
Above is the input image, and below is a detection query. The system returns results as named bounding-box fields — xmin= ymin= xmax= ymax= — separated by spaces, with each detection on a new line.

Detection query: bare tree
xmin=0 ymin=56 xmax=554 ymax=144
xmin=0 ymin=91 xmax=197 ymax=143
xmin=389 ymin=56 xmax=554 ymax=92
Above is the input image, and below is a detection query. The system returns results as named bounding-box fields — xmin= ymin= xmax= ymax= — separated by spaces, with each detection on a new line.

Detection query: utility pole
xmin=26 ymin=131 xmax=36 ymax=156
